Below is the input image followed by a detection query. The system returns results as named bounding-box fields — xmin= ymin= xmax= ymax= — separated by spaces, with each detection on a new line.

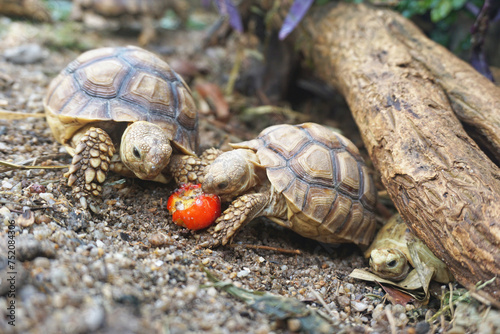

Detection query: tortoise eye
xmin=217 ymin=181 xmax=228 ymax=190
xmin=387 ymin=260 xmax=397 ymax=268
xmin=133 ymin=146 xmax=141 ymax=159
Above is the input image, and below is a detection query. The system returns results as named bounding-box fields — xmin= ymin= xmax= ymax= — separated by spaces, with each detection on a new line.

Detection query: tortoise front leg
xmin=200 ymin=192 xmax=271 ymax=248
xmin=168 ymin=147 xmax=223 ymax=185
xmin=65 ymin=127 xmax=115 ymax=211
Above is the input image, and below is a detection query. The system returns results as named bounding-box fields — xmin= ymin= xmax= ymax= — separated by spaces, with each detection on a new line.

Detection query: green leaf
xmin=451 ymin=0 xmax=468 ymax=10
xmin=431 ymin=1 xmax=453 ymax=22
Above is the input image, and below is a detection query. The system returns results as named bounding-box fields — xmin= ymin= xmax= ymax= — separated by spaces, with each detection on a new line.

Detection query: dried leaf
xmin=407 ymin=240 xmax=436 ymax=296
xmin=195 ymin=81 xmax=230 ymax=121
xmin=378 ymin=283 xmax=415 ymax=305
xmin=350 ymin=269 xmax=427 ymax=303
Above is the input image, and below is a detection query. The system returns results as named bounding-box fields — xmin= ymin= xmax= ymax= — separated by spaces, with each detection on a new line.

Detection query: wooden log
xmin=385 ymin=13 xmax=500 ymax=164
xmin=298 ymin=3 xmax=500 ymax=305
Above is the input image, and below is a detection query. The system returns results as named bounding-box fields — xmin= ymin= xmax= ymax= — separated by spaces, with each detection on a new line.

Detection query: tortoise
xmin=200 ymin=122 xmax=378 ymax=247
xmin=71 ymin=0 xmax=188 ymax=45
xmin=44 ymin=45 xmax=207 ymax=210
xmin=364 ymin=214 xmax=454 ymax=283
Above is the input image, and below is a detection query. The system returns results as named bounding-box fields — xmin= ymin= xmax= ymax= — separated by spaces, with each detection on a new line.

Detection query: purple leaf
xmin=213 ymin=0 xmax=243 ymax=33
xmin=279 ymin=0 xmax=314 ymax=40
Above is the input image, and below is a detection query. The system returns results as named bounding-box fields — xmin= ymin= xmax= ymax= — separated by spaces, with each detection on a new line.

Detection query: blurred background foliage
xmin=3 ymin=0 xmax=497 ymax=75
xmin=31 ymin=0 xmax=494 ymax=54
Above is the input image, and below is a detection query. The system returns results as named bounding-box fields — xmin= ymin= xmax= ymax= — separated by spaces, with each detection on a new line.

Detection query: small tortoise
xmin=365 ymin=214 xmax=454 ymax=283
xmin=201 ymin=122 xmax=378 ymax=247
xmin=71 ymin=0 xmax=188 ymax=45
xmin=44 ymin=46 xmax=206 ymax=210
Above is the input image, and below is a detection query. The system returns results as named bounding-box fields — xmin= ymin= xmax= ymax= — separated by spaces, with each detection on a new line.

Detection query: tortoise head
xmin=202 ymin=149 xmax=262 ymax=201
xmin=369 ymin=248 xmax=410 ymax=281
xmin=120 ymin=121 xmax=172 ymax=180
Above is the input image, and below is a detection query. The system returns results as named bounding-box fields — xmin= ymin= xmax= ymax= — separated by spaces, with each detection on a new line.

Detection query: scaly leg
xmin=168 ymin=147 xmax=223 ymax=185
xmin=64 ymin=127 xmax=115 ymax=211
xmin=200 ymin=192 xmax=271 ymax=248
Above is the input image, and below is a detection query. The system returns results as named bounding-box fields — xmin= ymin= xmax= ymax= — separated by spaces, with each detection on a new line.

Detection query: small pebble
xmin=1 ymin=180 xmax=13 ymax=189
xmin=29 ymin=183 xmax=46 ymax=193
xmin=337 ymin=295 xmax=351 ymax=308
xmin=352 ymin=301 xmax=369 ymax=312
xmin=50 ymin=267 xmax=69 ymax=286
xmin=287 ymin=318 xmax=302 ymax=332
xmin=0 ymin=206 xmax=13 ymax=224
xmin=84 ymin=306 xmax=106 ymax=331
xmin=32 ymin=257 xmax=51 ymax=269
xmin=17 ymin=208 xmax=35 ymax=227
xmin=149 ymin=232 xmax=173 ymax=247
xmin=237 ymin=268 xmax=250 ymax=278
xmin=415 ymin=321 xmax=431 ymax=334
xmin=35 ymin=214 xmax=52 ymax=225
xmin=39 ymin=192 xmax=56 ymax=205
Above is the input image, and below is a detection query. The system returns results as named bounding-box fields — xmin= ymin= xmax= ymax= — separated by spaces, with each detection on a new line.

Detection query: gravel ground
xmin=0 ymin=13 xmax=499 ymax=334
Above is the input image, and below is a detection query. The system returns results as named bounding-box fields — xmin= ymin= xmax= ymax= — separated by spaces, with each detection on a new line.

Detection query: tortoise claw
xmin=197 ymin=223 xmax=225 ymax=248
xmin=198 ymin=193 xmax=270 ymax=248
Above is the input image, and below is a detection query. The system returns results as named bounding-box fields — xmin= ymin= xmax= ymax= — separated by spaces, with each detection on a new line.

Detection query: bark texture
xmin=299 ymin=3 xmax=500 ymax=305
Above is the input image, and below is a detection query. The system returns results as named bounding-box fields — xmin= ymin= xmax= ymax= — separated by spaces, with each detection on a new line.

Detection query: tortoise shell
xmin=44 ymin=45 xmax=198 ymax=156
xmin=234 ymin=122 xmax=377 ymax=246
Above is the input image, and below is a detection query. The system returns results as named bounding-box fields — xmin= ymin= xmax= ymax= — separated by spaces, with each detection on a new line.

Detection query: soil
xmin=0 ymin=5 xmax=498 ymax=334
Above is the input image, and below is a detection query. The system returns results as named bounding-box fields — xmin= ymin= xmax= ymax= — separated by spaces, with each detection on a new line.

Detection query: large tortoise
xmin=201 ymin=122 xmax=378 ymax=247
xmin=71 ymin=0 xmax=188 ymax=45
xmin=44 ymin=45 xmax=204 ymax=210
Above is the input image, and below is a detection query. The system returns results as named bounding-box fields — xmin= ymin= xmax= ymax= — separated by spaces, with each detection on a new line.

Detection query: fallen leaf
xmin=350 ymin=268 xmax=428 ymax=303
xmin=377 ymin=282 xmax=415 ymax=305
xmin=195 ymin=81 xmax=230 ymax=121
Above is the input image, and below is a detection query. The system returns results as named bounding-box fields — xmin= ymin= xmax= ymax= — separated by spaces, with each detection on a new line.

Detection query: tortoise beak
xmin=201 ymin=174 xmax=214 ymax=193
xmin=142 ymin=164 xmax=160 ymax=179
xmin=140 ymin=143 xmax=172 ymax=179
